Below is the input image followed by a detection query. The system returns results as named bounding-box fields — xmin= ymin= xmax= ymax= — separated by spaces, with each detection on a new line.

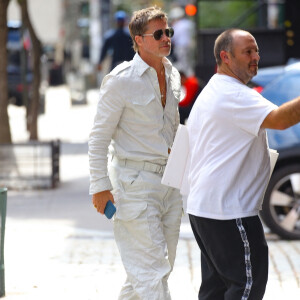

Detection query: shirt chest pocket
xmin=127 ymin=94 xmax=162 ymax=123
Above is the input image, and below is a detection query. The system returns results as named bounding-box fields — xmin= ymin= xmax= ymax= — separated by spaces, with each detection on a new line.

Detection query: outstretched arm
xmin=261 ymin=96 xmax=300 ymax=130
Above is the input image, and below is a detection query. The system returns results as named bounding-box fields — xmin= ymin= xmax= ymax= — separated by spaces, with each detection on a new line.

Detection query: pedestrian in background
xmin=89 ymin=6 xmax=182 ymax=300
xmin=97 ymin=10 xmax=135 ymax=72
xmin=178 ymin=70 xmax=201 ymax=124
xmin=169 ymin=6 xmax=195 ymax=76
xmin=187 ymin=28 xmax=300 ymax=299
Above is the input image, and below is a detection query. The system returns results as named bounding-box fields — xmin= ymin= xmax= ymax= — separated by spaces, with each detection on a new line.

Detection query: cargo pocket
xmin=114 ymin=202 xmax=153 ymax=249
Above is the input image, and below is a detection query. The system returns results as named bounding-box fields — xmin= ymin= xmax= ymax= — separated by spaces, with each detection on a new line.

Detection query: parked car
xmin=250 ymin=62 xmax=300 ymax=239
xmin=251 ymin=58 xmax=300 ymax=89
xmin=7 ymin=51 xmax=33 ymax=106
xmin=7 ymin=21 xmax=49 ymax=112
xmin=7 ymin=21 xmax=33 ymax=106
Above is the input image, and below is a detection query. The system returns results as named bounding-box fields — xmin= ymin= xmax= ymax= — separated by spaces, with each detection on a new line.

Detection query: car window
xmin=251 ymin=65 xmax=285 ymax=87
xmin=261 ymin=71 xmax=300 ymax=105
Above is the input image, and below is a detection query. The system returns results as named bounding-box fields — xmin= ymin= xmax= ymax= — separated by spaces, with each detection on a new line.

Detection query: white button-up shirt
xmin=89 ymin=54 xmax=181 ymax=194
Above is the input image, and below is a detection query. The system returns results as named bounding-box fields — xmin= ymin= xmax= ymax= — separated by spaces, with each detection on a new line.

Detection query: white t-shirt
xmin=186 ymin=74 xmax=278 ymax=220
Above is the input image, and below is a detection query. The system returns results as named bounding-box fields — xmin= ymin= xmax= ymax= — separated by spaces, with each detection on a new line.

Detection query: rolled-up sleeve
xmin=88 ymin=75 xmax=124 ymax=194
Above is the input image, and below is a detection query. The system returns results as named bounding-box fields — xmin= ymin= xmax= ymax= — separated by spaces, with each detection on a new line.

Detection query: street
xmin=3 ymin=86 xmax=300 ymax=299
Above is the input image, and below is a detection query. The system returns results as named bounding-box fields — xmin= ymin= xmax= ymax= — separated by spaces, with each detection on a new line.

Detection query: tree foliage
xmin=198 ymin=0 xmax=257 ymax=29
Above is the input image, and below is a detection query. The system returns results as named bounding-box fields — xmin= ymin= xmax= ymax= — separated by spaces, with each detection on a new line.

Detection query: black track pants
xmin=189 ymin=215 xmax=269 ymax=300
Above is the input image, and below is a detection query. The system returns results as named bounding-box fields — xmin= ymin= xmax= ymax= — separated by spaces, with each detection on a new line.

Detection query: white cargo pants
xmin=109 ymin=158 xmax=183 ymax=300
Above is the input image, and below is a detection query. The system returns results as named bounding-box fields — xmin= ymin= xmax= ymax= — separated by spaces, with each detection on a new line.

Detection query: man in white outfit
xmin=89 ymin=6 xmax=182 ymax=300
xmin=187 ymin=28 xmax=300 ymax=300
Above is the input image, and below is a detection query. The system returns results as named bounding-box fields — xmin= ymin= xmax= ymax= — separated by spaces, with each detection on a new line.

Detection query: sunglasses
xmin=142 ymin=27 xmax=174 ymax=41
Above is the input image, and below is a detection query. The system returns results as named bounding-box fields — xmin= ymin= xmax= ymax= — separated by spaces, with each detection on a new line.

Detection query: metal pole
xmin=0 ymin=188 xmax=7 ymax=298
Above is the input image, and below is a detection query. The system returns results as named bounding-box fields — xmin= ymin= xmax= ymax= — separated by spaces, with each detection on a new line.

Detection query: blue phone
xmin=104 ymin=200 xmax=116 ymax=219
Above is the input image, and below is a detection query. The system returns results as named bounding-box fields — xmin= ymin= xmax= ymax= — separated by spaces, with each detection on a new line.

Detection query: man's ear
xmin=220 ymin=50 xmax=229 ymax=63
xmin=135 ymin=35 xmax=143 ymax=48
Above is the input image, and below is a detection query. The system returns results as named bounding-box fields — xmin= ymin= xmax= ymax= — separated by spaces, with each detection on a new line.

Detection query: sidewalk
xmin=4 ymin=86 xmax=300 ymax=299
xmin=4 ymin=214 xmax=300 ymax=300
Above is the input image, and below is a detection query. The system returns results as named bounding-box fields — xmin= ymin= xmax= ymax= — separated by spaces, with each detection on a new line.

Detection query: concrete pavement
xmin=4 ymin=221 xmax=300 ymax=299
xmin=4 ymin=86 xmax=300 ymax=299
xmin=4 ymin=201 xmax=300 ymax=300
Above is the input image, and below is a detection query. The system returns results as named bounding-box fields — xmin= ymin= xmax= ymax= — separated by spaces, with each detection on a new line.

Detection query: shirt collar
xmin=133 ymin=53 xmax=173 ymax=78
xmin=163 ymin=57 xmax=172 ymax=80
xmin=132 ymin=53 xmax=149 ymax=76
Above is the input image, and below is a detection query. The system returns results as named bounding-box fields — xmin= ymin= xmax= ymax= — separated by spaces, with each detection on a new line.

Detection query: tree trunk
xmin=0 ymin=0 xmax=12 ymax=144
xmin=19 ymin=0 xmax=42 ymax=141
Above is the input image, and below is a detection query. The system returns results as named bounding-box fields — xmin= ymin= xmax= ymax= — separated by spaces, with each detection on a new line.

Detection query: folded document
xmin=269 ymin=148 xmax=279 ymax=177
xmin=161 ymin=125 xmax=189 ymax=195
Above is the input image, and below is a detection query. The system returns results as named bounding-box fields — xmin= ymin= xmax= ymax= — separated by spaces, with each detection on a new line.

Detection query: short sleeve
xmin=232 ymin=86 xmax=278 ymax=136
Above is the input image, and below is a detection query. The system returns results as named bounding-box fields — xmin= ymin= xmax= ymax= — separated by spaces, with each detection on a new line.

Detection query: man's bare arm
xmin=261 ymin=96 xmax=300 ymax=130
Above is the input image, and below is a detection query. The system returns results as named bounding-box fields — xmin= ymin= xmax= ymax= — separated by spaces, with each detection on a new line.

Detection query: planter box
xmin=0 ymin=140 xmax=60 ymax=190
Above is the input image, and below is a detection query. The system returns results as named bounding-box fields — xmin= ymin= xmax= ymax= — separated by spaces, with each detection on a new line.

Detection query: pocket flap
xmin=131 ymin=94 xmax=155 ymax=106
xmin=115 ymin=202 xmax=147 ymax=221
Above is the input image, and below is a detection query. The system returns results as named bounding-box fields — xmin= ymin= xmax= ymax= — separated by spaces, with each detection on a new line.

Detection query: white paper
xmin=269 ymin=148 xmax=279 ymax=177
xmin=180 ymin=154 xmax=190 ymax=196
xmin=161 ymin=125 xmax=189 ymax=194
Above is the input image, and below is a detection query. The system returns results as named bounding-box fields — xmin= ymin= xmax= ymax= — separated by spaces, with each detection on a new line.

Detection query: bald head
xmin=214 ymin=29 xmax=256 ymax=66
xmin=214 ymin=29 xmax=260 ymax=84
